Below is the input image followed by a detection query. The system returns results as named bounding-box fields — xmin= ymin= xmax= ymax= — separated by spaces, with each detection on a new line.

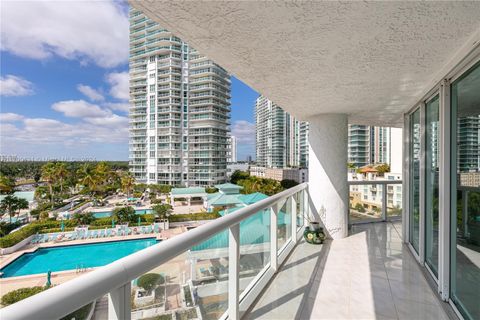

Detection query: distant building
xmin=226 ymin=162 xmax=249 ymax=178
xmin=250 ymin=166 xmax=308 ymax=183
xmin=255 ymin=95 xmax=308 ymax=168
xmin=246 ymin=155 xmax=253 ymax=163
xmin=227 ymin=136 xmax=237 ymax=163
xmin=348 ymin=125 xmax=402 ymax=173
xmin=128 ymin=8 xmax=231 ymax=186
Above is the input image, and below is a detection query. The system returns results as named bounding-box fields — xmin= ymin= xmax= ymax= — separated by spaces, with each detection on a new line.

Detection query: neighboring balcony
xmin=1 ymin=182 xmax=447 ymax=320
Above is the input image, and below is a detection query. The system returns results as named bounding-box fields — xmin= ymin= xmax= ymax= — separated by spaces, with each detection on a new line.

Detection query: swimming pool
xmin=0 ymin=238 xmax=158 ymax=278
xmin=92 ymin=208 xmax=153 ymax=218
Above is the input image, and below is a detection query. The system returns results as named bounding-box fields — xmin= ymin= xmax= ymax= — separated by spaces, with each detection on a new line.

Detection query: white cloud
xmin=52 ymin=100 xmax=111 ymax=118
xmin=0 ymin=75 xmax=34 ymax=96
xmin=0 ymin=112 xmax=24 ymax=122
xmin=231 ymin=120 xmax=256 ymax=144
xmin=104 ymin=102 xmax=130 ymax=113
xmin=77 ymin=84 xmax=104 ymax=102
xmin=0 ymin=1 xmax=128 ymax=68
xmin=106 ymin=72 xmax=129 ymax=100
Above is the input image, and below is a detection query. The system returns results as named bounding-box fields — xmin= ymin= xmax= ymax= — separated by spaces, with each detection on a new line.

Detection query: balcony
xmin=247 ymin=221 xmax=449 ymax=320
xmin=0 ymin=183 xmax=449 ymax=320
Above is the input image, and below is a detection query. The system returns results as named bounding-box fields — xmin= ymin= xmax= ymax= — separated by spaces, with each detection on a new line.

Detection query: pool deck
xmin=0 ymin=226 xmax=191 ymax=298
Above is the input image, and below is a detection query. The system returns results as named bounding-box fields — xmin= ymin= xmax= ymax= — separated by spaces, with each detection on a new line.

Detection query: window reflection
xmin=451 ymin=62 xmax=480 ymax=320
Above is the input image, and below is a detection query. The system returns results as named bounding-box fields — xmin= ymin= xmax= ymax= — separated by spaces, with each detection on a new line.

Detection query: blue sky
xmin=0 ymin=1 xmax=258 ymax=161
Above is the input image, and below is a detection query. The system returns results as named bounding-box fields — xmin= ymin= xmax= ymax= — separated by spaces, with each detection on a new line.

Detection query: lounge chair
xmin=99 ymin=230 xmax=105 ymax=237
xmin=153 ymin=225 xmax=159 ymax=233
xmin=106 ymin=229 xmax=112 ymax=237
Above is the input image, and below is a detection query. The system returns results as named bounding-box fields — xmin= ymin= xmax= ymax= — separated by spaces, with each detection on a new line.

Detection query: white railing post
xmin=382 ymin=183 xmax=388 ymax=221
xmin=228 ymin=224 xmax=240 ymax=320
xmin=270 ymin=204 xmax=278 ymax=271
xmin=291 ymin=196 xmax=297 ymax=243
xmin=108 ymin=282 xmax=131 ymax=320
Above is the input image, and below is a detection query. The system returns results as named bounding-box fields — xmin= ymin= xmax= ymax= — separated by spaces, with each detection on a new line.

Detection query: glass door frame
xmin=403 ymin=49 xmax=480 ymax=320
xmin=424 ymin=92 xmax=441 ymax=283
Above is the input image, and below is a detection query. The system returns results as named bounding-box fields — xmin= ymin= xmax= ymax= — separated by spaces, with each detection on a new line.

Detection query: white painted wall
xmin=308 ymin=114 xmax=348 ymax=239
xmin=390 ymin=128 xmax=403 ymax=174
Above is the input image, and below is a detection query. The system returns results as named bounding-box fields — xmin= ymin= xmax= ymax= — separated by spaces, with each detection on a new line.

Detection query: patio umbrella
xmin=137 ymin=216 xmax=141 ymax=227
xmin=112 ymin=217 xmax=115 ymax=228
xmin=46 ymin=270 xmax=52 ymax=288
xmin=60 ymin=220 xmax=64 ymax=232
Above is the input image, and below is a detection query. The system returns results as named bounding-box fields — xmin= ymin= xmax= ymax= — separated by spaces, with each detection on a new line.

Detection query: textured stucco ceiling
xmin=131 ymin=1 xmax=480 ymax=127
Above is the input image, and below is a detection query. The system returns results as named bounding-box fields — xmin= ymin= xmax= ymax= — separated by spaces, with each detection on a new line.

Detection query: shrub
xmin=0 ymin=221 xmax=21 ymax=237
xmin=1 ymin=287 xmax=46 ymax=306
xmin=137 ymin=273 xmax=164 ymax=294
xmin=113 ymin=206 xmax=137 ymax=224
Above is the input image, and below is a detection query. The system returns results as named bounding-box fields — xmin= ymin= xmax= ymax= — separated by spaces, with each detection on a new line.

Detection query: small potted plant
xmin=303 ymin=216 xmax=325 ymax=244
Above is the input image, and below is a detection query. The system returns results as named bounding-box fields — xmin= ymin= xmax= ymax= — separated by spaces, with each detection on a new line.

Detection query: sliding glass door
xmin=425 ymin=95 xmax=440 ymax=276
xmin=409 ymin=108 xmax=421 ymax=253
xmin=450 ymin=62 xmax=480 ymax=320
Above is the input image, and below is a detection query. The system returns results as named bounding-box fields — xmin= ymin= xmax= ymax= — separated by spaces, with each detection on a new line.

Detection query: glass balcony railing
xmin=1 ymin=184 xmax=308 ymax=320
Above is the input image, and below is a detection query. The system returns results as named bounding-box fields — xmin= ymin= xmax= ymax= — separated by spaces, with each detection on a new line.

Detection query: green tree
xmin=152 ymin=203 xmax=172 ymax=229
xmin=137 ymin=273 xmax=164 ymax=294
xmin=112 ymin=206 xmax=137 ymax=224
xmin=73 ymin=212 xmax=96 ymax=226
xmin=375 ymin=163 xmax=390 ymax=175
xmin=0 ymin=174 xmax=15 ymax=194
xmin=54 ymin=162 xmax=68 ymax=195
xmin=0 ymin=195 xmax=27 ymax=223
xmin=280 ymin=179 xmax=298 ymax=189
xmin=121 ymin=173 xmax=135 ymax=198
xmin=230 ymin=170 xmax=250 ymax=184
xmin=77 ymin=163 xmax=98 ymax=196
xmin=41 ymin=162 xmax=57 ymax=207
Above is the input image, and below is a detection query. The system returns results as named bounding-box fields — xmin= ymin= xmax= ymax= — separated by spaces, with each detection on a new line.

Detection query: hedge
xmin=169 ymin=211 xmax=220 ymax=222
xmin=0 ymin=220 xmax=76 ymax=248
xmin=1 ymin=287 xmax=46 ymax=306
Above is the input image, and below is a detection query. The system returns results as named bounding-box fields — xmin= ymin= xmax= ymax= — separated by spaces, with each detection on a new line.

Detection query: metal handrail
xmin=0 ymin=183 xmax=308 ymax=320
xmin=347 ymin=180 xmax=403 ymax=185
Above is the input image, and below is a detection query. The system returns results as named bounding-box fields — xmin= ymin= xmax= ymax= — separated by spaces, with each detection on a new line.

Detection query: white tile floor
xmin=246 ymin=222 xmax=452 ymax=320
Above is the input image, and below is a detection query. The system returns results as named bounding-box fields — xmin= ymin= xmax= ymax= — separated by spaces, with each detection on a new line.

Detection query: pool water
xmin=1 ymin=238 xmax=158 ymax=278
xmin=92 ymin=208 xmax=153 ymax=219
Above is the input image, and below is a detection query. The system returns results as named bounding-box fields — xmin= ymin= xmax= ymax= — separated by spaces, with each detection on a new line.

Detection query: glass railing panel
xmin=386 ymin=184 xmax=402 ymax=220
xmin=239 ymin=209 xmax=271 ymax=296
xmin=128 ymin=232 xmax=229 ymax=320
xmin=293 ymin=190 xmax=305 ymax=231
xmin=349 ymin=184 xmax=384 ymax=223
xmin=277 ymin=197 xmax=292 ymax=252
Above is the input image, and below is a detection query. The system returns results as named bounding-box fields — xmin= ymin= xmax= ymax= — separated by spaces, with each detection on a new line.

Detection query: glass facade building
xmin=254 ymin=95 xmax=309 ymax=168
xmin=129 ymin=8 xmax=231 ymax=186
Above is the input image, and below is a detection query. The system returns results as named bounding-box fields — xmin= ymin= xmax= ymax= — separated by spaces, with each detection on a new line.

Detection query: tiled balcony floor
xmin=246 ymin=222 xmax=452 ymax=320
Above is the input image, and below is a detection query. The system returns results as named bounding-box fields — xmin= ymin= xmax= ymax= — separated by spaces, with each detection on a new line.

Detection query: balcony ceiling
xmin=131 ymin=1 xmax=480 ymax=127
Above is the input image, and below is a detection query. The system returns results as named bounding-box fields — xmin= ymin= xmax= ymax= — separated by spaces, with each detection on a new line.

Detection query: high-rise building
xmin=348 ymin=125 xmax=403 ymax=172
xmin=457 ymin=116 xmax=480 ymax=172
xmin=129 ymin=8 xmax=231 ymax=186
xmin=227 ymin=136 xmax=237 ymax=163
xmin=254 ymin=95 xmax=308 ymax=168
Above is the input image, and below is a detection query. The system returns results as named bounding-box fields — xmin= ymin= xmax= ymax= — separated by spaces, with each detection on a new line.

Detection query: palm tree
xmin=121 ymin=173 xmax=135 ymax=198
xmin=77 ymin=163 xmax=97 ymax=197
xmin=15 ymin=198 xmax=28 ymax=221
xmin=41 ymin=162 xmax=57 ymax=208
xmin=0 ymin=195 xmax=24 ymax=223
xmin=152 ymin=204 xmax=172 ymax=230
xmin=0 ymin=174 xmax=15 ymax=194
xmin=54 ymin=162 xmax=68 ymax=195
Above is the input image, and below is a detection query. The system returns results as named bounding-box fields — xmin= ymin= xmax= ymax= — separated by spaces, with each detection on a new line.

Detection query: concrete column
xmin=308 ymin=114 xmax=348 ymax=239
